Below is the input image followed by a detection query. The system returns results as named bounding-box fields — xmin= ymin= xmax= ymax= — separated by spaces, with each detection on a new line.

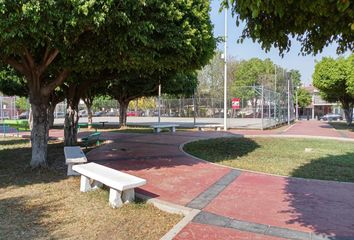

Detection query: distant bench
xmin=150 ymin=124 xmax=179 ymax=133
xmin=64 ymin=146 xmax=87 ymax=176
xmin=195 ymin=124 xmax=224 ymax=131
xmin=3 ymin=119 xmax=29 ymax=131
xmin=78 ymin=123 xmax=98 ymax=132
xmin=73 ymin=162 xmax=147 ymax=208
xmin=81 ymin=132 xmax=101 ymax=149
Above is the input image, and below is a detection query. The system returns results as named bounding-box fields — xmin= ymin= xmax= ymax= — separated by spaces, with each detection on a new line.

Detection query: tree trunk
xmin=48 ymin=104 xmax=56 ymax=129
xmin=118 ymin=100 xmax=129 ymax=127
xmin=30 ymin=99 xmax=49 ymax=168
xmin=64 ymin=101 xmax=79 ymax=146
xmin=87 ymin=104 xmax=93 ymax=129
xmin=343 ymin=105 xmax=353 ymax=126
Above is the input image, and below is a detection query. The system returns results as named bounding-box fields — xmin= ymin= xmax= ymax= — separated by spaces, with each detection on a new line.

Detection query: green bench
xmin=78 ymin=123 xmax=98 ymax=132
xmin=3 ymin=119 xmax=29 ymax=131
xmin=81 ymin=132 xmax=101 ymax=149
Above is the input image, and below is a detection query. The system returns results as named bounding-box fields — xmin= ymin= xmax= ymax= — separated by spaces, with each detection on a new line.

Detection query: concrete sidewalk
xmin=85 ymin=125 xmax=354 ymax=240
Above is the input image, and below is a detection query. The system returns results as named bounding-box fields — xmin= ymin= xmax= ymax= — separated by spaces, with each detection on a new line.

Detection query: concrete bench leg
xmin=109 ymin=188 xmax=123 ymax=208
xmin=92 ymin=180 xmax=103 ymax=189
xmin=122 ymin=189 xmax=135 ymax=203
xmin=67 ymin=164 xmax=80 ymax=176
xmin=80 ymin=175 xmax=92 ymax=192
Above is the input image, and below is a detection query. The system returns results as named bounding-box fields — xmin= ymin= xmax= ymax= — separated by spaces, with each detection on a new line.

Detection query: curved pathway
xmin=86 ymin=121 xmax=354 ymax=240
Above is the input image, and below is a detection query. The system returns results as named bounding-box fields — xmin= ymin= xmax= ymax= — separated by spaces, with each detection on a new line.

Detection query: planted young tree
xmin=313 ymin=57 xmax=354 ymax=125
xmin=225 ymin=0 xmax=354 ymax=55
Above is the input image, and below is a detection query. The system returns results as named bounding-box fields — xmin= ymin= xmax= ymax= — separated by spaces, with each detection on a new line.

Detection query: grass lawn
xmin=184 ymin=137 xmax=354 ymax=182
xmin=0 ymin=137 xmax=181 ymax=239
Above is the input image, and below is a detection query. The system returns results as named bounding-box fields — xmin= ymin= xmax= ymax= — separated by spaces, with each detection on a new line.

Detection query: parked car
xmin=126 ymin=111 xmax=145 ymax=117
xmin=79 ymin=110 xmax=88 ymax=117
xmin=320 ymin=114 xmax=343 ymax=121
xmin=105 ymin=111 xmax=118 ymax=116
xmin=94 ymin=111 xmax=104 ymax=117
xmin=55 ymin=112 xmax=65 ymax=118
xmin=18 ymin=111 xmax=29 ymax=119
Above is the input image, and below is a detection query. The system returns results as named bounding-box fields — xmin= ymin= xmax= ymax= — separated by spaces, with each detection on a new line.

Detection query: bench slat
xmin=73 ymin=163 xmax=146 ymax=191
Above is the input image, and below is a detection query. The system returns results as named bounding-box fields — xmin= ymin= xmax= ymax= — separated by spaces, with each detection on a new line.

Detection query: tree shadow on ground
xmin=0 ymin=138 xmax=29 ymax=146
xmin=0 ymin=140 xmax=68 ymax=189
xmin=87 ymin=136 xmax=258 ymax=172
xmin=0 ymin=196 xmax=58 ymax=240
xmin=182 ymin=137 xmax=260 ymax=164
xmin=283 ymin=153 xmax=354 ymax=239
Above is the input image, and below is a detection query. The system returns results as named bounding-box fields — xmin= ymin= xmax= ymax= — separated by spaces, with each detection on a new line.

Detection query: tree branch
xmin=41 ymin=69 xmax=70 ymax=96
xmin=39 ymin=48 xmax=59 ymax=75
xmin=5 ymin=57 xmax=27 ymax=76
xmin=23 ymin=48 xmax=35 ymax=70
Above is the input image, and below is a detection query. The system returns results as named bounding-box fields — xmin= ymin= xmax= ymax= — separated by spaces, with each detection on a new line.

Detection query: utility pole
xmin=223 ymin=6 xmax=228 ymax=131
xmin=158 ymin=84 xmax=161 ymax=124
xmin=287 ymin=72 xmax=290 ymax=125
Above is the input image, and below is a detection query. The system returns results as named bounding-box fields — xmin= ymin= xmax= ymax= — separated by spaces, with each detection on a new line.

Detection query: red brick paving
xmin=281 ymin=121 xmax=343 ymax=137
xmin=86 ymin=133 xmax=231 ymax=205
xmin=17 ymin=121 xmax=354 ymax=239
xmin=174 ymin=223 xmax=287 ymax=240
xmin=204 ymin=172 xmax=354 ymax=237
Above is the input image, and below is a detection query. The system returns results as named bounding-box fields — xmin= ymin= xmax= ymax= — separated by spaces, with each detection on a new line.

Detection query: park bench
xmin=72 ymin=162 xmax=147 ymax=208
xmin=3 ymin=119 xmax=29 ymax=131
xmin=78 ymin=123 xmax=98 ymax=132
xmin=81 ymin=132 xmax=101 ymax=149
xmin=150 ymin=124 xmax=179 ymax=133
xmin=195 ymin=124 xmax=224 ymax=131
xmin=64 ymin=146 xmax=87 ymax=176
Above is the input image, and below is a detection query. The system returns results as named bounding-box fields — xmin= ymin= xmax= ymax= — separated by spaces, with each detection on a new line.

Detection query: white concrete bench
xmin=64 ymin=146 xmax=87 ymax=176
xmin=150 ymin=124 xmax=179 ymax=133
xmin=72 ymin=163 xmax=147 ymax=208
xmin=195 ymin=124 xmax=224 ymax=131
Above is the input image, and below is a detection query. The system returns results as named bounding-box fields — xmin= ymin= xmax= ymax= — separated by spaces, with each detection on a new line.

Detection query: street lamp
xmin=223 ymin=5 xmax=228 ymax=131
xmin=295 ymin=86 xmax=299 ymax=120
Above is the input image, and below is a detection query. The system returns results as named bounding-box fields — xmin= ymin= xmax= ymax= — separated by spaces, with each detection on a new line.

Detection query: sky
xmin=210 ymin=0 xmax=348 ymax=85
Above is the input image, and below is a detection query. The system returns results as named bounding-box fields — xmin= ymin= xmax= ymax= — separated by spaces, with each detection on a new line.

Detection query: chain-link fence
xmin=0 ymin=96 xmax=17 ymax=120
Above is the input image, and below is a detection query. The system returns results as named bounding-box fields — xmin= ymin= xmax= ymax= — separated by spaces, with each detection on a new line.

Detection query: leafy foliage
xmin=225 ymin=0 xmax=354 ymax=55
xmin=296 ymin=88 xmax=312 ymax=108
xmin=313 ymin=56 xmax=354 ymax=125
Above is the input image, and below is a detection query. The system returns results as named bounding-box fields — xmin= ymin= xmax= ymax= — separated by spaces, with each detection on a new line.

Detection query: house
xmin=300 ymin=85 xmax=341 ymax=119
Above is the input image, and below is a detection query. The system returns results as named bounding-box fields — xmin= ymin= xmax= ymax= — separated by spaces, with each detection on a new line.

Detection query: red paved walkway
xmin=84 ymin=126 xmax=354 ymax=239
xmin=15 ymin=120 xmax=354 ymax=239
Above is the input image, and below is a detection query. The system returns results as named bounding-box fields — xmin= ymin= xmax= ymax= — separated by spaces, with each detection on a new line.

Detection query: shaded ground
xmin=0 ymin=138 xmax=181 ymax=240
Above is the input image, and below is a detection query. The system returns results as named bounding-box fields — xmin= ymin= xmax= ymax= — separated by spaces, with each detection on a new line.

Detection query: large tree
xmin=0 ymin=0 xmax=215 ymax=167
xmin=225 ymin=0 xmax=354 ymax=55
xmin=313 ymin=56 xmax=354 ymax=125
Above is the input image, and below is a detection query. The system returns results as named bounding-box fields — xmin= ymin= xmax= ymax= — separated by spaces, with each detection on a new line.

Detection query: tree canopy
xmin=0 ymin=0 xmax=216 ymax=167
xmin=313 ymin=55 xmax=354 ymax=125
xmin=225 ymin=0 xmax=354 ymax=55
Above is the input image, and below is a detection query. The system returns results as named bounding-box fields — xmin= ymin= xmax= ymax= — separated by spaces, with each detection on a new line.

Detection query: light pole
xmin=295 ymin=86 xmax=299 ymax=120
xmin=223 ymin=5 xmax=228 ymax=131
